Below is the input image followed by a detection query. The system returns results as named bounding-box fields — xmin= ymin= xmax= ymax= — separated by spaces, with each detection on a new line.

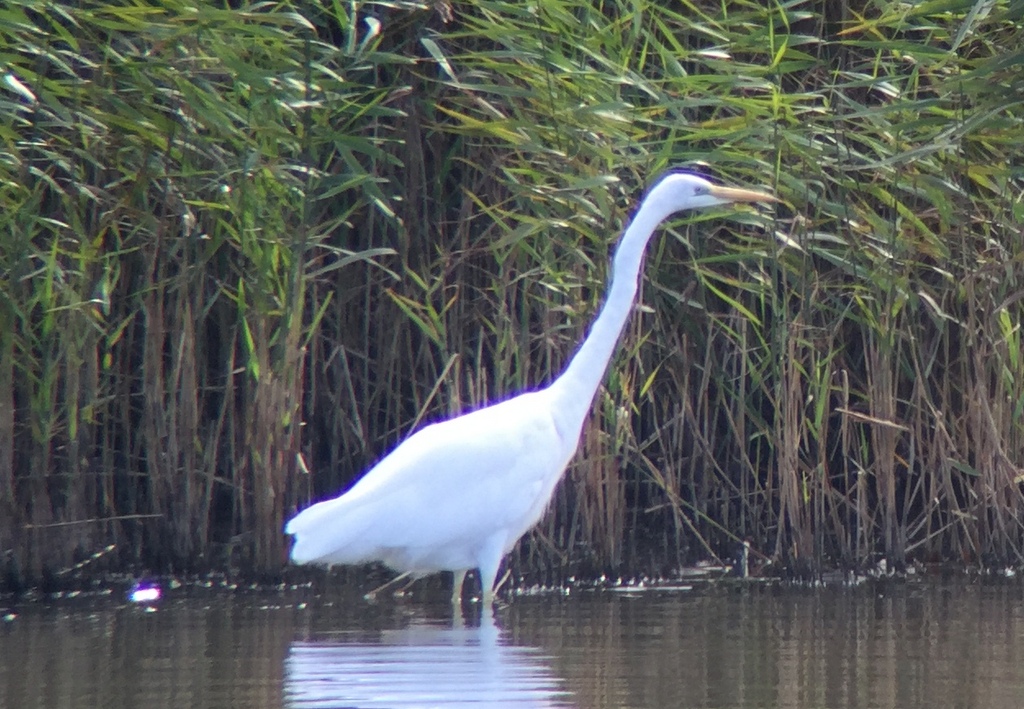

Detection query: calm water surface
xmin=1 ymin=578 xmax=1022 ymax=708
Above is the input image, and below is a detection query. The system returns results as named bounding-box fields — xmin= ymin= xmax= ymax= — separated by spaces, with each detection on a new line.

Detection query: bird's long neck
xmin=547 ymin=196 xmax=676 ymax=435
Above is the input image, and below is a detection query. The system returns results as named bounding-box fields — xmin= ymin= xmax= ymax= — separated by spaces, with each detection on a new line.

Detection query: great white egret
xmin=286 ymin=171 xmax=776 ymax=603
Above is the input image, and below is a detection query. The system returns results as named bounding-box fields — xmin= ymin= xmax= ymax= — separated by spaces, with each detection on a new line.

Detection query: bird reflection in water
xmin=284 ymin=606 xmax=574 ymax=708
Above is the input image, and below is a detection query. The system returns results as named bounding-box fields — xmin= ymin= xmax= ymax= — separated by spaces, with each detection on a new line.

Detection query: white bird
xmin=285 ymin=171 xmax=776 ymax=603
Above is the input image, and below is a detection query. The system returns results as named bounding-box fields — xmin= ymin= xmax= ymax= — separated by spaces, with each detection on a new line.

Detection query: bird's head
xmin=646 ymin=171 xmax=777 ymax=216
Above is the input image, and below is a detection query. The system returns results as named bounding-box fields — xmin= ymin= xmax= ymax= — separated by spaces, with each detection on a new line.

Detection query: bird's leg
xmin=481 ymin=570 xmax=511 ymax=605
xmin=451 ymin=569 xmax=467 ymax=605
xmin=493 ymin=569 xmax=511 ymax=596
xmin=477 ymin=538 xmax=506 ymax=604
xmin=395 ymin=574 xmax=418 ymax=596
xmin=363 ymin=571 xmax=411 ymax=600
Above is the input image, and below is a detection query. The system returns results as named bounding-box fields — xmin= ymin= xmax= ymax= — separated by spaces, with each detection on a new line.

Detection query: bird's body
xmin=286 ymin=171 xmax=775 ymax=602
xmin=287 ymin=388 xmax=576 ymax=590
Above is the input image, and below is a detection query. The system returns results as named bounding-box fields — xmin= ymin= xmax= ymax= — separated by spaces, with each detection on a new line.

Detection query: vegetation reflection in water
xmin=2 ymin=579 xmax=1024 ymax=709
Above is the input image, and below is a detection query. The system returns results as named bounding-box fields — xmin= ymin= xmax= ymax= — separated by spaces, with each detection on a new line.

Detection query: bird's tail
xmin=285 ymin=495 xmax=375 ymax=566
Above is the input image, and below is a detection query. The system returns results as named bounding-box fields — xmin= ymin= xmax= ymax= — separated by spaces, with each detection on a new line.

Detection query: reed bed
xmin=1 ymin=0 xmax=1023 ymax=588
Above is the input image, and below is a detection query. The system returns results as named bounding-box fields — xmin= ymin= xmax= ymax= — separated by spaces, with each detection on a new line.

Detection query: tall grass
xmin=1 ymin=0 xmax=1023 ymax=588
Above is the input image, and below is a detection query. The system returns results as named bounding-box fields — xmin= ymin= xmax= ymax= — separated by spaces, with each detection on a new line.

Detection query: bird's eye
xmin=693 ymin=185 xmax=709 ymax=195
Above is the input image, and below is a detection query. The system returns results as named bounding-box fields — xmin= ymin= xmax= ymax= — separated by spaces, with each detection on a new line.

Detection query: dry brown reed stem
xmin=774 ymin=322 xmax=811 ymax=563
xmin=866 ymin=332 xmax=902 ymax=563
xmin=0 ymin=325 xmax=14 ymax=566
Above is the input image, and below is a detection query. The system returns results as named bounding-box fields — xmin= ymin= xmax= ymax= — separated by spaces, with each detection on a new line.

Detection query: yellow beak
xmin=707 ymin=185 xmax=778 ymax=203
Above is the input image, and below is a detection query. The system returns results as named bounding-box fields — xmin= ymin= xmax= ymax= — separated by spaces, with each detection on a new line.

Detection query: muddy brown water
xmin=1 ymin=577 xmax=1022 ymax=708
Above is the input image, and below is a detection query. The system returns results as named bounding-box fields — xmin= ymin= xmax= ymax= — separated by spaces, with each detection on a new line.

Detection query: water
xmin=2 ymin=578 xmax=1023 ymax=708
